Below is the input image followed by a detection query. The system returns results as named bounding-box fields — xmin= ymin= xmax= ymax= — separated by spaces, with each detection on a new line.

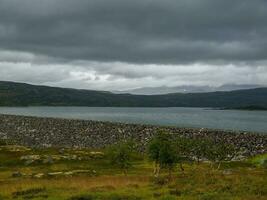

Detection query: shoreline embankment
xmin=0 ymin=114 xmax=266 ymax=157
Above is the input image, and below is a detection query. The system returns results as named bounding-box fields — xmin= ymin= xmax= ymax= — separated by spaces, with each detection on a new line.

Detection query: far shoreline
xmin=212 ymin=106 xmax=267 ymax=111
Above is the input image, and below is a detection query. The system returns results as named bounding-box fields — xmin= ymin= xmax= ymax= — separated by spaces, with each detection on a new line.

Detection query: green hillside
xmin=0 ymin=81 xmax=267 ymax=108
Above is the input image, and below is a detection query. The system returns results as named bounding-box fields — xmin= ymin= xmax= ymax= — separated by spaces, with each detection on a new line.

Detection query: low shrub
xmin=89 ymin=185 xmax=115 ymax=192
xmin=159 ymin=195 xmax=176 ymax=200
xmin=262 ymin=159 xmax=267 ymax=168
xmin=69 ymin=194 xmax=142 ymax=200
xmin=104 ymin=194 xmax=142 ymax=200
xmin=199 ymin=193 xmax=217 ymax=200
xmin=169 ymin=188 xmax=182 ymax=196
xmin=12 ymin=187 xmax=47 ymax=199
xmin=151 ymin=176 xmax=169 ymax=186
xmin=69 ymin=195 xmax=94 ymax=200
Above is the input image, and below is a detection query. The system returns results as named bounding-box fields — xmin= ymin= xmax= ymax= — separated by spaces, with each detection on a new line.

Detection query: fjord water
xmin=0 ymin=107 xmax=267 ymax=133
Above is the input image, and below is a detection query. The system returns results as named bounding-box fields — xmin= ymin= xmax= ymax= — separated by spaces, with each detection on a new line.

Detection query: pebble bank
xmin=0 ymin=114 xmax=266 ymax=157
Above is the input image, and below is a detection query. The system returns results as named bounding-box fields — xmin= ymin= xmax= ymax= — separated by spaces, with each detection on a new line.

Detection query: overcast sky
xmin=0 ymin=0 xmax=267 ymax=90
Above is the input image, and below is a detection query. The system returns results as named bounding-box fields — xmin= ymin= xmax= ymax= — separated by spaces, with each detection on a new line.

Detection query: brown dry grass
xmin=0 ymin=175 xmax=149 ymax=196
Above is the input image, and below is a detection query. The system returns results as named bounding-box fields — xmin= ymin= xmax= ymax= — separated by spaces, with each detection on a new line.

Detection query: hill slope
xmin=0 ymin=81 xmax=267 ymax=108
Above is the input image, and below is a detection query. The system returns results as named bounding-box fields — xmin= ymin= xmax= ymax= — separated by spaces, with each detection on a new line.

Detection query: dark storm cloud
xmin=1 ymin=0 xmax=267 ymax=90
xmin=0 ymin=0 xmax=267 ymax=64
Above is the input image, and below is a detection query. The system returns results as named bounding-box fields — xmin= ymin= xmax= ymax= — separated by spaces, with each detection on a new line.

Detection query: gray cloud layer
xmin=0 ymin=0 xmax=267 ymax=89
xmin=1 ymin=0 xmax=267 ymax=64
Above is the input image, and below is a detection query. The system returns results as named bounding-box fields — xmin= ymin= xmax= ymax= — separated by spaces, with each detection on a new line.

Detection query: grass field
xmin=0 ymin=143 xmax=266 ymax=200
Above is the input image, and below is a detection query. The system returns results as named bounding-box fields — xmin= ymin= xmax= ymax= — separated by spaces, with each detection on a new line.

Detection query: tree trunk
xmin=217 ymin=162 xmax=222 ymax=170
xmin=123 ymin=168 xmax=128 ymax=176
xmin=168 ymin=168 xmax=172 ymax=180
xmin=154 ymin=162 xmax=160 ymax=177
xmin=180 ymin=163 xmax=184 ymax=171
xmin=153 ymin=162 xmax=157 ymax=176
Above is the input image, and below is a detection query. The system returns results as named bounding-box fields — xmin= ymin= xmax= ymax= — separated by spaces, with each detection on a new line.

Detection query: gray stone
xmin=0 ymin=114 xmax=266 ymax=157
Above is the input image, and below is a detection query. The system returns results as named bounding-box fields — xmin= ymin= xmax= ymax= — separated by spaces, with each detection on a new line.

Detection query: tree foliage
xmin=148 ymin=132 xmax=237 ymax=175
xmin=190 ymin=138 xmax=213 ymax=163
xmin=148 ymin=131 xmax=177 ymax=177
xmin=173 ymin=137 xmax=193 ymax=172
xmin=205 ymin=142 xmax=236 ymax=169
xmin=106 ymin=140 xmax=135 ymax=175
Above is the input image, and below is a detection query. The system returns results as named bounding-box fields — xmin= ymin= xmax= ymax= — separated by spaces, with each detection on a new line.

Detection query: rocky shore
xmin=0 ymin=114 xmax=266 ymax=157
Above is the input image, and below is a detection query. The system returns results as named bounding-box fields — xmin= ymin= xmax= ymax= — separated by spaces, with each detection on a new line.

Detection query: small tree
xmin=191 ymin=138 xmax=213 ymax=164
xmin=205 ymin=142 xmax=236 ymax=169
xmin=148 ymin=131 xmax=177 ymax=178
xmin=159 ymin=139 xmax=177 ymax=178
xmin=174 ymin=137 xmax=192 ymax=172
xmin=106 ymin=141 xmax=134 ymax=175
xmin=214 ymin=143 xmax=236 ymax=169
xmin=148 ymin=132 xmax=165 ymax=176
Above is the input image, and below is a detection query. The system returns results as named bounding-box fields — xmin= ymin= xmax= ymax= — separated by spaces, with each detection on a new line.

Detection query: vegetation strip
xmin=0 ymin=131 xmax=266 ymax=200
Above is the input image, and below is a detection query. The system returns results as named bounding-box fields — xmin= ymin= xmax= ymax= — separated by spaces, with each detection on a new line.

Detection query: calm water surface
xmin=0 ymin=107 xmax=267 ymax=133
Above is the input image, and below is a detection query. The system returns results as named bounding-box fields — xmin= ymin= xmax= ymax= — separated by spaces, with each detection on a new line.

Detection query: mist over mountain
xmin=114 ymin=84 xmax=263 ymax=95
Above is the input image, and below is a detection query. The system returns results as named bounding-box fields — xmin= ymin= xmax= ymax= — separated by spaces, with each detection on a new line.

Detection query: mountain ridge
xmin=0 ymin=81 xmax=267 ymax=108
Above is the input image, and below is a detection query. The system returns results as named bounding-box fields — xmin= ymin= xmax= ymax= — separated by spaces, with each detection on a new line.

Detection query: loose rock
xmin=0 ymin=114 xmax=266 ymax=157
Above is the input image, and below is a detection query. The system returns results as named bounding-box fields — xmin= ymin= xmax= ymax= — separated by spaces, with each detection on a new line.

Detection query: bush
xmin=12 ymin=187 xmax=47 ymax=199
xmin=152 ymin=176 xmax=169 ymax=186
xmin=104 ymin=194 xmax=142 ymax=200
xmin=69 ymin=195 xmax=94 ymax=200
xmin=205 ymin=142 xmax=236 ymax=169
xmin=169 ymin=188 xmax=182 ymax=196
xmin=190 ymin=138 xmax=213 ymax=163
xmin=106 ymin=140 xmax=136 ymax=175
xmin=200 ymin=193 xmax=216 ymax=200
xmin=261 ymin=159 xmax=267 ymax=168
xmin=174 ymin=137 xmax=194 ymax=171
xmin=0 ymin=139 xmax=10 ymax=146
xmin=69 ymin=194 xmax=142 ymax=200
xmin=148 ymin=131 xmax=177 ymax=177
xmin=159 ymin=195 xmax=177 ymax=200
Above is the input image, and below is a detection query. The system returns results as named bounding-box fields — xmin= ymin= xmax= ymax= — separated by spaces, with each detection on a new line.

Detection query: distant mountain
xmin=216 ymin=84 xmax=263 ymax=92
xmin=114 ymin=84 xmax=263 ymax=95
xmin=0 ymin=81 xmax=267 ymax=108
xmin=113 ymin=85 xmax=212 ymax=95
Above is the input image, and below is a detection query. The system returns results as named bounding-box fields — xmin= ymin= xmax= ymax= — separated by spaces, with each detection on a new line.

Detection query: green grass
xmin=249 ymin=153 xmax=267 ymax=167
xmin=0 ymin=144 xmax=266 ymax=200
